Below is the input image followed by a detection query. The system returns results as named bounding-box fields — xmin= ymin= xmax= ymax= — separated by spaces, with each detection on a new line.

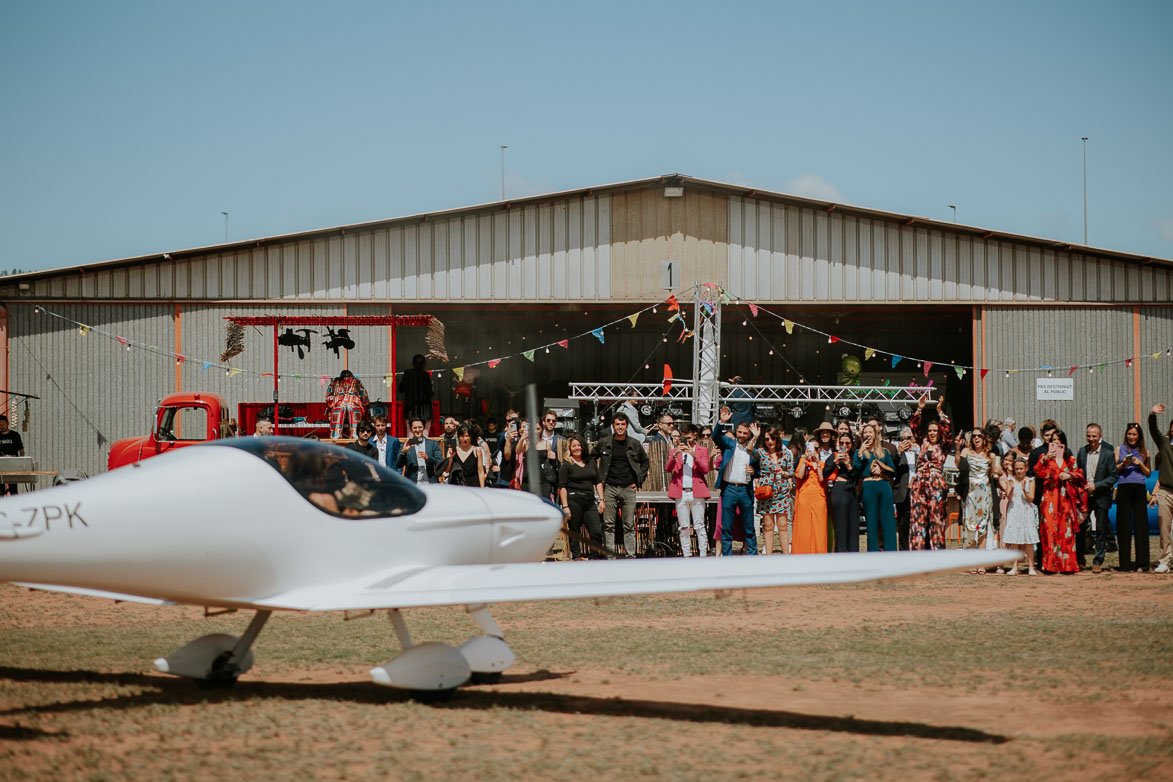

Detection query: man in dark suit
xmin=1077 ymin=423 xmax=1118 ymax=573
xmin=714 ymin=405 xmax=762 ymax=555
xmin=397 ymin=417 xmax=443 ymax=484
xmin=894 ymin=426 xmax=918 ymax=550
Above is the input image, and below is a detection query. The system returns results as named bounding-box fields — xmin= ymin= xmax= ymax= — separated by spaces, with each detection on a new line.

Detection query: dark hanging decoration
xmin=278 ymin=328 xmax=316 ymax=359
xmin=21 ymin=400 xmax=29 ymax=433
xmin=426 ymin=317 xmax=449 ymax=363
xmin=220 ymin=322 xmax=245 ymax=363
xmin=322 ymin=327 xmax=356 ymax=357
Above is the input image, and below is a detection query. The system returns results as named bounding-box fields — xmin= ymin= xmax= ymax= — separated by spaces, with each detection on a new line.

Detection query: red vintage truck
xmin=107 ymin=392 xmax=436 ymax=470
xmin=107 ymin=392 xmax=236 ymax=470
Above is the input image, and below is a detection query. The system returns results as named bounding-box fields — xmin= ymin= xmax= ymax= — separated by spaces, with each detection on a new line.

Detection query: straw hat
xmin=813 ymin=422 xmax=836 ymax=435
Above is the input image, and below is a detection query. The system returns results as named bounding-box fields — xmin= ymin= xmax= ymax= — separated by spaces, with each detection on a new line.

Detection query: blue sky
xmin=2 ymin=0 xmax=1170 ymax=271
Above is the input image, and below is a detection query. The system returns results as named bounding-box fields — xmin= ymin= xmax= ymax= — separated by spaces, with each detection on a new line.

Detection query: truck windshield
xmin=217 ymin=437 xmax=427 ymax=519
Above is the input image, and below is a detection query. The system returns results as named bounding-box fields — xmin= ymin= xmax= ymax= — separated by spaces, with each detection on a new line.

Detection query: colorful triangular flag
xmin=980 ymin=369 xmax=989 ymax=379
xmin=864 ymin=348 xmax=875 ymax=361
xmin=628 ymin=313 xmax=639 ymax=327
xmin=662 ymin=364 xmax=673 ymax=396
xmin=1126 ymin=358 xmax=1133 ymax=368
xmin=557 ymin=340 xmax=568 ymax=349
xmin=783 ymin=320 xmax=794 ymax=335
xmin=488 ymin=358 xmax=502 ymax=369
xmin=923 ymin=361 xmax=933 ymax=377
xmin=747 ymin=303 xmax=759 ymax=317
xmin=523 ymin=350 xmax=535 ymax=361
xmin=78 ymin=325 xmax=90 ymax=336
xmin=202 ymin=361 xmax=213 ymax=372
xmin=228 ymin=368 xmax=243 ymax=378
xmin=667 ymin=313 xmax=680 ymax=323
xmin=954 ymin=366 xmax=965 ymax=380
xmin=666 ymin=295 xmax=680 ymax=311
xmin=1069 ymin=366 xmax=1079 ymax=376
xmin=591 ymin=328 xmax=605 ymax=344
xmin=454 ymin=367 xmax=464 ymax=382
xmin=891 ymin=355 xmax=902 ymax=368
xmin=116 ymin=336 xmax=127 ymax=345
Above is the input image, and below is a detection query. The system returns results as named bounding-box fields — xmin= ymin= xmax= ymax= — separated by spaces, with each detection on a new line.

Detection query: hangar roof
xmin=5 ymin=173 xmax=1170 ymax=283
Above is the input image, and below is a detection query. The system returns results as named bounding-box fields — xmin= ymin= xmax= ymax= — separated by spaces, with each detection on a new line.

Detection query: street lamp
xmin=1081 ymin=137 xmax=1088 ymax=245
xmin=220 ymin=211 xmax=229 ymax=243
xmin=948 ymin=204 xmax=956 ymax=223
xmin=499 ymin=146 xmax=508 ymax=200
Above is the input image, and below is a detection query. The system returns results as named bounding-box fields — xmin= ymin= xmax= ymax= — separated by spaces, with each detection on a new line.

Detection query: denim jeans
xmin=720 ymin=483 xmax=756 ymax=555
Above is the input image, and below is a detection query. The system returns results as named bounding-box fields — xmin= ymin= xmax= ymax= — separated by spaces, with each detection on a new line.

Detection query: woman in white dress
xmin=999 ymin=457 xmax=1039 ymax=575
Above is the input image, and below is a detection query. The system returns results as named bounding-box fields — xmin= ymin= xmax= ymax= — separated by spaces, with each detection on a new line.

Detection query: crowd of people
xmin=255 ymin=392 xmax=1173 ymax=575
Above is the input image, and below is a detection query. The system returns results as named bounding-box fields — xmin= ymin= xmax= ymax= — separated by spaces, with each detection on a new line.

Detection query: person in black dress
xmin=443 ymin=424 xmax=485 ymax=487
xmin=558 ymin=435 xmax=604 ymax=559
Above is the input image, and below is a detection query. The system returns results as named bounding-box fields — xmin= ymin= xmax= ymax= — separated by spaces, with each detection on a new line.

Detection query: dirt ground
xmin=2 ymin=570 xmax=1172 ymax=781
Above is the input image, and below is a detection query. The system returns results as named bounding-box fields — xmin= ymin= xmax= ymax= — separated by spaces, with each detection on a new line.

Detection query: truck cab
xmin=108 ymin=392 xmax=232 ymax=470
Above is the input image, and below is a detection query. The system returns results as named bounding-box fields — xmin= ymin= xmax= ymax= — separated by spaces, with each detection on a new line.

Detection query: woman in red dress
xmin=1034 ymin=430 xmax=1087 ymax=574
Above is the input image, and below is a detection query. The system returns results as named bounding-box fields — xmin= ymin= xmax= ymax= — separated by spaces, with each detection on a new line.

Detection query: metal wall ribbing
xmin=980 ymin=307 xmax=1137 ymax=442
xmin=28 ymin=196 xmax=613 ymax=303
xmin=8 ymin=304 xmax=175 ymax=479
xmin=1140 ymin=307 xmax=1173 ymax=425
xmin=725 ymin=197 xmax=1173 ymax=304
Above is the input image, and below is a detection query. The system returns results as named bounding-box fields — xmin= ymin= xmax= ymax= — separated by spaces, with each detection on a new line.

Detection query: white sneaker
xmin=1156 ymin=562 xmax=1170 ymax=574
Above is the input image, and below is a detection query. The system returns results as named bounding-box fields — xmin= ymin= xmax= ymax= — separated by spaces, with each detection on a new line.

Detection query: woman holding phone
xmin=1115 ymin=422 xmax=1152 ymax=571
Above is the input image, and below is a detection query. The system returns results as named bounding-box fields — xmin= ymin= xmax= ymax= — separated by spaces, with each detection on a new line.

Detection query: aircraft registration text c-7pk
xmin=0 ymin=437 xmax=1014 ymax=692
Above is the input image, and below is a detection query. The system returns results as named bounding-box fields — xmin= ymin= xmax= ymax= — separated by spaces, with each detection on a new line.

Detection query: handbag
xmin=754 ymin=484 xmax=773 ymax=500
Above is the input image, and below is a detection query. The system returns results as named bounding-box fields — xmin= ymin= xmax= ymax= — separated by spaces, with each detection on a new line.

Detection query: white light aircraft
xmin=0 ymin=437 xmax=1014 ymax=692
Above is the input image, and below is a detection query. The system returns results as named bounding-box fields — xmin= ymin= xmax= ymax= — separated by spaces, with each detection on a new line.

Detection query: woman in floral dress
xmin=908 ymin=395 xmax=953 ymax=550
xmin=962 ymin=429 xmax=1001 ymax=550
xmin=755 ymin=427 xmax=795 ymax=554
xmin=1034 ymin=430 xmax=1087 ymax=574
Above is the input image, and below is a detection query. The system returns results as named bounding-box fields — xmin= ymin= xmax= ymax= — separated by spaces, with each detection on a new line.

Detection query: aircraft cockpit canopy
xmin=218 ymin=437 xmax=427 ymax=519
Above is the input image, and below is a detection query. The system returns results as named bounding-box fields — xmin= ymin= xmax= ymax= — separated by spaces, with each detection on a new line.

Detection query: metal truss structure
xmin=568 ymin=382 xmax=938 ymax=405
xmin=690 ymin=284 xmax=721 ymax=427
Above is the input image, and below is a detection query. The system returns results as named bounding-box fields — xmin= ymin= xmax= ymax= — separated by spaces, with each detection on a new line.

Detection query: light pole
xmin=1081 ymin=137 xmax=1088 ymax=245
xmin=500 ymin=145 xmax=508 ymax=200
xmin=221 ymin=211 xmax=229 ymax=243
xmin=948 ymin=204 xmax=956 ymax=223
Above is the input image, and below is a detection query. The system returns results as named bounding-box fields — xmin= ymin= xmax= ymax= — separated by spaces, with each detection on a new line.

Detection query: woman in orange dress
xmin=792 ymin=431 xmax=831 ymax=553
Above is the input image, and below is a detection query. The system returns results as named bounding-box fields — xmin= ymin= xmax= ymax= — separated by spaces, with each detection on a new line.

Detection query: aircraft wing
xmin=13 ymin=582 xmax=175 ymax=605
xmin=253 ymin=549 xmax=1017 ymax=612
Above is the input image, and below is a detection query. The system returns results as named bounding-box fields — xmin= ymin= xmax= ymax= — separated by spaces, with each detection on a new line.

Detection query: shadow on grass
xmin=0 ymin=666 xmax=1007 ymax=745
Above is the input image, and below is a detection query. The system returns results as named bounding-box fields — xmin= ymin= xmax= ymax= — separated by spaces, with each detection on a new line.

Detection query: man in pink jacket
xmin=666 ymin=424 xmax=712 ymax=557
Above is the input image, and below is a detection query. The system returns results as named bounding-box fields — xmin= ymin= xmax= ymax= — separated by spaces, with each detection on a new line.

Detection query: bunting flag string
xmin=715 ymin=286 xmax=1171 ymax=378
xmin=29 ymin=286 xmax=1173 ymax=385
xmin=453 ymin=367 xmax=465 ymax=382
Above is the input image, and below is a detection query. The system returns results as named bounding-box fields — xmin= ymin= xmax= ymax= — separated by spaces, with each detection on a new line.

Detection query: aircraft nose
xmin=487 ymin=490 xmax=564 ymax=563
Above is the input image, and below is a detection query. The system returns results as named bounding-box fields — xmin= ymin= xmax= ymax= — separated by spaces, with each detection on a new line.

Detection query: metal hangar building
xmin=2 ymin=174 xmax=1170 ymax=478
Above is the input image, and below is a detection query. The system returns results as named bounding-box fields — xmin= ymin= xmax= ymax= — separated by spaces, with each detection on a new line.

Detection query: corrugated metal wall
xmin=1140 ymin=308 xmax=1173 ymax=424
xmin=32 ymin=196 xmax=614 ymax=303
xmin=609 ymin=189 xmax=728 ymax=299
xmin=8 ymin=303 xmax=175 ymax=479
xmin=979 ymin=307 xmax=1137 ymax=443
xmin=725 ymin=197 xmax=1173 ymax=304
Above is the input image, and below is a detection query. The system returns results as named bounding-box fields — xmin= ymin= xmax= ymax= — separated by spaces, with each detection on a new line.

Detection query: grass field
xmin=2 ymin=566 xmax=1172 ymax=781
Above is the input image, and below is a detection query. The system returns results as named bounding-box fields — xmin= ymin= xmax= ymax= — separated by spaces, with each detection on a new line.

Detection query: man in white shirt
xmin=714 ymin=406 xmax=761 ymax=555
xmin=369 ymin=415 xmax=401 ymax=470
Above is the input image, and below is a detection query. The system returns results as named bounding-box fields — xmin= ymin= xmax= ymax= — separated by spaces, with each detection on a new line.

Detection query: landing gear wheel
xmin=469 ymin=671 xmax=503 ymax=684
